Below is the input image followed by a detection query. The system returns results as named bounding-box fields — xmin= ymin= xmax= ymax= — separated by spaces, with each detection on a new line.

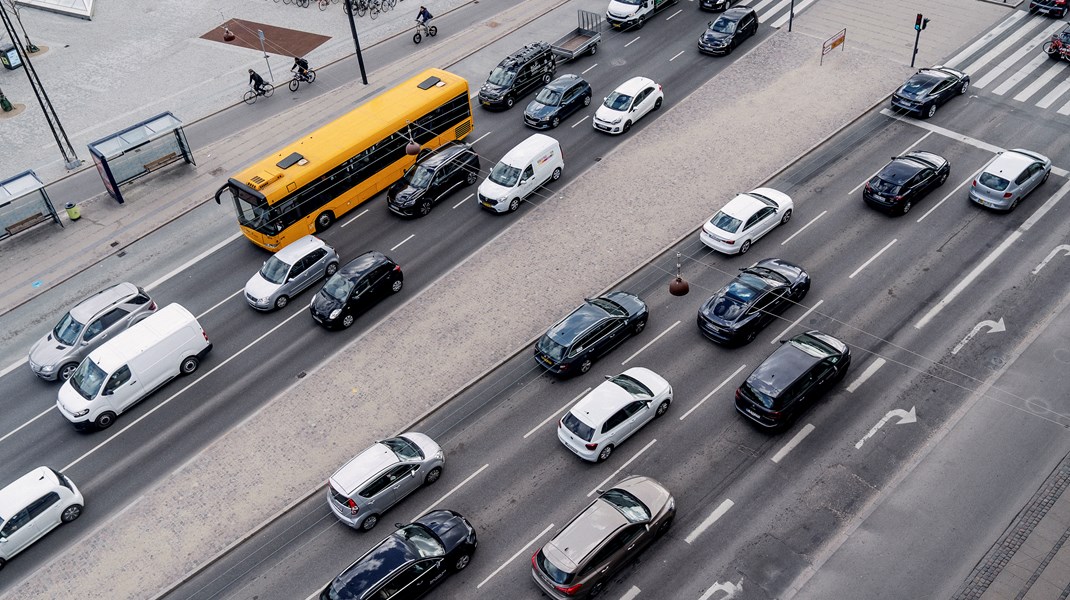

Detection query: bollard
xmin=65 ymin=202 xmax=81 ymax=221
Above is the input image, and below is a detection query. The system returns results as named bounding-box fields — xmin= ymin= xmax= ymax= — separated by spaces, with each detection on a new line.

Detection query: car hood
xmin=478 ymin=178 xmax=513 ymax=200
xmin=310 ymin=290 xmax=344 ymax=316
xmin=701 ymin=30 xmax=732 ymax=44
xmin=607 ymin=0 xmax=640 ymax=17
xmin=29 ymin=333 xmax=70 ymax=368
xmin=415 ymin=510 xmax=473 ymax=552
xmin=595 ymin=104 xmax=626 ymax=122
xmin=58 ymin=379 xmax=92 ymax=411
xmin=245 ymin=272 xmax=281 ymax=300
xmin=621 ymin=367 xmax=671 ymax=396
xmin=525 ymin=101 xmax=558 ymax=120
xmin=614 ymin=476 xmax=672 ymax=517
xmin=401 ymin=431 xmax=442 ymax=459
xmin=480 ymin=82 xmax=508 ymax=97
xmin=388 ymin=181 xmax=422 ymax=205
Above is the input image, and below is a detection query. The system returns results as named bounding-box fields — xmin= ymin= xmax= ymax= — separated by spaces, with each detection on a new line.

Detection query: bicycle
xmin=296 ymin=0 xmax=310 ymax=6
xmin=317 ymin=0 xmax=338 ymax=10
xmin=243 ymin=83 xmax=275 ymax=105
xmin=288 ymin=68 xmax=317 ymax=91
xmin=413 ymin=20 xmax=438 ymax=44
xmin=368 ymin=0 xmax=381 ymax=19
xmin=382 ymin=0 xmax=396 ymax=12
xmin=344 ymin=0 xmax=368 ymax=17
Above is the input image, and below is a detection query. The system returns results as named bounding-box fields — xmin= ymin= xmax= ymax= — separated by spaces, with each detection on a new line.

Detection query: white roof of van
xmin=86 ymin=303 xmax=198 ymax=373
xmin=501 ymin=133 xmax=558 ymax=166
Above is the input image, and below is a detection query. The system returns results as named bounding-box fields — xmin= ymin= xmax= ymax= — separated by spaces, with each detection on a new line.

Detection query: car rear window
xmin=740 ymin=381 xmax=776 ymax=409
xmin=537 ymin=336 xmax=567 ymax=362
xmin=562 ymin=412 xmax=595 ymax=442
xmin=536 ymin=549 xmax=573 ymax=585
xmin=868 ymin=177 xmax=900 ymax=194
xmin=978 ymin=172 xmax=1010 ymax=191
xmin=709 ymin=211 xmax=741 ymax=234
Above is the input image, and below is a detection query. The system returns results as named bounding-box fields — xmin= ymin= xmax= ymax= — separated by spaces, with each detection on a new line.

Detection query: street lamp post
xmin=344 ymin=0 xmax=369 ymax=85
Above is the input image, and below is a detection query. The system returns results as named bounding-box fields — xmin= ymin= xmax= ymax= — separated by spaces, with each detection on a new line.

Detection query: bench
xmin=4 ymin=212 xmax=50 ymax=236
xmin=142 ymin=152 xmax=179 ymax=173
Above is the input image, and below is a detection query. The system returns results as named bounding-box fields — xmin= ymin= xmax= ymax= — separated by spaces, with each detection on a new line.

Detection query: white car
xmin=558 ymin=367 xmax=672 ymax=462
xmin=593 ymin=76 xmax=664 ymax=135
xmin=700 ymin=188 xmax=793 ymax=255
xmin=0 ymin=467 xmax=83 ymax=568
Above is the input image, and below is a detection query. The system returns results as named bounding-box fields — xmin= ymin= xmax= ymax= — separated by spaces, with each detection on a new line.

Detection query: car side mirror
xmin=709 ymin=21 xmax=713 ymax=27
xmin=595 ymin=488 xmax=605 ymax=495
xmin=395 ymin=522 xmax=405 ymax=528
xmin=0 ymin=537 xmax=6 ymax=543
xmin=604 ymin=375 xmax=612 ymax=380
xmin=410 ymin=469 xmax=418 ymax=477
xmin=103 ymin=389 xmax=114 ymax=396
xmin=780 ymin=339 xmax=789 ymax=344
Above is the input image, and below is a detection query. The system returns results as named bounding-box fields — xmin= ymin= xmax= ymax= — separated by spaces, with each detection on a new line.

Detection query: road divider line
xmin=572 ymin=115 xmax=590 ymax=128
xmin=771 ymin=424 xmax=815 ymax=463
xmin=524 ymin=388 xmax=590 ymax=439
xmin=670 ymin=50 xmax=685 ymax=61
xmin=666 ymin=8 xmax=682 ymax=19
xmin=588 ymin=439 xmax=657 ymax=497
xmin=916 ymin=169 xmax=984 ymax=223
xmin=771 ymin=300 xmax=824 ymax=343
xmin=781 ymin=210 xmax=826 ymax=246
xmin=846 ymin=358 xmax=886 ymax=393
xmin=848 ymin=239 xmax=896 ymax=279
xmin=391 ymin=234 xmax=415 ymax=252
xmin=415 ymin=464 xmax=489 ymax=518
xmin=0 ymin=358 xmax=27 ymax=379
xmin=200 ymin=289 xmax=242 ymax=318
xmin=685 ymin=499 xmax=734 ymax=544
xmin=477 ymin=523 xmax=554 ymax=589
xmin=472 ymin=131 xmax=493 ymax=144
xmin=0 ymin=407 xmax=52 ymax=445
xmin=625 ymin=36 xmax=641 ymax=47
xmin=340 ymin=208 xmax=370 ymax=228
xmin=581 ymin=63 xmax=599 ymax=74
xmin=680 ymin=364 xmax=747 ymax=421
xmin=622 ymin=321 xmax=680 ymax=365
xmin=849 ymin=133 xmax=931 ymax=195
xmin=453 ymin=194 xmax=473 ymax=209
xmin=146 ymin=232 xmax=242 ymax=291
xmin=620 ymin=586 xmax=642 ymax=600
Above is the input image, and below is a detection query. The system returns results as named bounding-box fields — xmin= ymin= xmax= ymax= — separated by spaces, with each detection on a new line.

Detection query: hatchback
xmin=535 ymin=292 xmax=649 ymax=377
xmin=0 ymin=467 xmax=83 ymax=570
xmin=320 ymin=510 xmax=477 ymax=600
xmin=735 ymin=330 xmax=851 ymax=430
xmin=890 ymin=66 xmax=970 ymax=119
xmin=310 ymin=251 xmax=403 ymax=329
xmin=700 ymin=188 xmax=793 ymax=255
xmin=863 ymin=151 xmax=950 ymax=215
xmin=524 ymin=74 xmax=593 ymax=130
xmin=698 ymin=7 xmax=759 ymax=55
xmin=387 ymin=142 xmax=481 ymax=217
xmin=245 ymin=235 xmax=339 ymax=311
xmin=593 ymin=77 xmax=663 ymax=135
xmin=698 ymin=258 xmax=810 ymax=346
xmin=327 ymin=432 xmax=444 ymax=531
xmin=558 ymin=368 xmax=672 ymax=462
xmin=531 ymin=476 xmax=674 ymax=599
xmin=968 ymin=149 xmax=1051 ymax=212
xmin=28 ymin=282 xmax=156 ymax=382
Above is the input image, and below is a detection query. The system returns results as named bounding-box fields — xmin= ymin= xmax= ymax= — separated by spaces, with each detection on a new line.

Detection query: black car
xmin=890 ymin=66 xmax=970 ymax=119
xmin=478 ymin=42 xmax=556 ymax=110
xmin=535 ymin=292 xmax=648 ymax=377
xmin=387 ymin=143 xmax=480 ymax=217
xmin=735 ymin=330 xmax=851 ymax=430
xmin=320 ymin=510 xmax=477 ymax=600
xmin=698 ymin=258 xmax=810 ymax=346
xmin=524 ymin=74 xmax=593 ymax=130
xmin=863 ymin=151 xmax=950 ymax=215
xmin=698 ymin=7 xmax=758 ymax=56
xmin=700 ymin=0 xmax=742 ymax=10
xmin=1030 ymin=0 xmax=1068 ymax=18
xmin=310 ymin=251 xmax=403 ymax=329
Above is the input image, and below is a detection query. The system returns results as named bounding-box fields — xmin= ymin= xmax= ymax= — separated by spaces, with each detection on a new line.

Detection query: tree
xmin=3 ymin=0 xmax=39 ymax=53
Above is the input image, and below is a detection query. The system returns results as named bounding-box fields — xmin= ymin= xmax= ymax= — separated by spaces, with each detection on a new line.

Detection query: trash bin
xmin=0 ymin=44 xmax=21 ymax=70
xmin=65 ymin=202 xmax=80 ymax=221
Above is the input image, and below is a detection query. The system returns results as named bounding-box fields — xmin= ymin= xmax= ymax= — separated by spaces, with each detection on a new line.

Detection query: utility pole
xmin=344 ymin=0 xmax=369 ymax=84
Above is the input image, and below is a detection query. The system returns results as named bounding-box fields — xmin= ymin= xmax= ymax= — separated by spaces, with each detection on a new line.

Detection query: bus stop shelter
xmin=0 ymin=170 xmax=61 ymax=240
xmin=88 ymin=112 xmax=194 ymax=204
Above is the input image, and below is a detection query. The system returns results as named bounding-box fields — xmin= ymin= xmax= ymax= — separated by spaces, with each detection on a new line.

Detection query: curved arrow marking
xmin=699 ymin=578 xmax=744 ymax=600
xmin=951 ymin=317 xmax=1006 ymax=355
xmin=1032 ymin=244 xmax=1070 ymax=275
xmin=855 ymin=407 xmax=917 ymax=449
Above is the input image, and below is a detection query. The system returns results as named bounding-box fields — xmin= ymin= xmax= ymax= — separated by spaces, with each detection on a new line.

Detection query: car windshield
xmin=489 ymin=161 xmax=521 ymax=187
xmin=382 ymin=437 xmax=424 ymax=461
xmin=535 ymin=88 xmax=562 ymax=106
xmin=562 ymin=412 xmax=595 ymax=442
xmin=259 ymin=255 xmax=292 ymax=285
xmin=978 ymin=172 xmax=1010 ymax=191
xmin=744 ymin=267 xmax=789 ymax=286
xmin=537 ymin=335 xmax=567 ymax=362
xmin=709 ymin=210 xmax=741 ymax=233
xmin=616 ymin=0 xmax=642 ymax=4
xmin=603 ymin=91 xmax=633 ymax=111
xmin=405 ymin=165 xmax=435 ymax=190
xmin=710 ymin=17 xmax=737 ymax=34
xmin=600 ymin=488 xmax=651 ymax=523
xmin=610 ymin=373 xmax=653 ymax=398
xmin=487 ymin=66 xmax=516 ymax=87
xmin=395 ymin=524 xmax=445 ymax=558
xmin=322 ymin=273 xmax=354 ymax=302
xmin=869 ymin=177 xmax=900 ymax=194
xmin=69 ymin=359 xmax=106 ymax=401
xmin=53 ymin=312 xmax=84 ymax=346
xmin=536 ymin=550 xmax=574 ymax=585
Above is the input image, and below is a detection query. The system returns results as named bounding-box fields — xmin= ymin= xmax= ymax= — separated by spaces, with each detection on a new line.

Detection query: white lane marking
xmin=771 ymin=423 xmax=815 ymax=464
xmin=524 ymin=387 xmax=591 ymax=439
xmin=621 ymin=320 xmax=680 ymax=365
xmin=916 ymin=169 xmax=985 ymax=223
xmin=146 ymin=232 xmax=241 ymax=291
xmin=945 ymin=10 xmax=1028 ymax=68
xmin=848 ymin=132 xmax=932 ymax=195
xmin=699 ymin=579 xmax=745 ymax=600
xmin=588 ymin=439 xmax=657 ymax=497
xmin=759 ymin=0 xmax=794 ymax=22
xmin=962 ymin=15 xmax=1049 ymax=75
xmin=340 ymin=208 xmax=369 ymax=228
xmin=390 ymin=234 xmax=415 ymax=252
xmin=685 ymin=499 xmax=734 ymax=544
xmin=770 ymin=0 xmax=819 ymax=28
xmin=916 ymin=177 xmax=1070 ymax=329
xmin=472 ymin=131 xmax=493 ymax=144
xmin=1058 ymin=97 xmax=1070 ymax=116
xmin=846 ymin=358 xmax=886 ymax=393
xmin=1033 ymin=244 xmax=1070 ymax=274
xmin=582 ymin=63 xmax=599 ymax=75
xmin=620 ymin=586 xmax=642 ymax=600
xmin=750 ymin=0 xmax=781 ymax=13
xmin=0 ymin=407 xmax=52 ymax=445
xmin=666 ymin=9 xmax=683 ymax=19
xmin=848 ymin=239 xmax=897 ymax=279
xmin=1014 ymin=61 xmax=1065 ymax=103
xmin=415 ymin=464 xmax=489 ymax=518
xmin=571 ymin=115 xmax=590 ymax=128
xmin=770 ymin=299 xmax=824 ymax=343
xmin=992 ymin=52 xmax=1050 ymax=96
xmin=625 ymin=36 xmax=641 ymax=47
xmin=670 ymin=50 xmax=685 ymax=62
xmin=0 ymin=358 xmax=27 ymax=379
xmin=975 ymin=21 xmax=1066 ymax=89
xmin=453 ymin=193 xmax=473 ymax=209
xmin=781 ymin=210 xmax=826 ymax=246
xmin=679 ymin=364 xmax=747 ymax=421
xmin=201 ymin=289 xmax=242 ymax=317
xmin=1037 ymin=78 xmax=1070 ymax=109
xmin=476 ymin=523 xmax=555 ymax=588
xmin=63 ymin=306 xmax=309 ymax=471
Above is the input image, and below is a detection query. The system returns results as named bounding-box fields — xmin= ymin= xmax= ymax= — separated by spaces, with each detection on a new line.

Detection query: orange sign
xmin=823 ymin=28 xmax=847 ymax=56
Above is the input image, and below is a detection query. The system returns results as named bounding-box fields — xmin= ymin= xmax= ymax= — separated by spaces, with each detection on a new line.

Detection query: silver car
xmin=969 ymin=149 xmax=1051 ymax=212
xmin=327 ymin=432 xmax=444 ymax=531
xmin=244 ymin=235 xmax=339 ymax=311
xmin=28 ymin=282 xmax=156 ymax=381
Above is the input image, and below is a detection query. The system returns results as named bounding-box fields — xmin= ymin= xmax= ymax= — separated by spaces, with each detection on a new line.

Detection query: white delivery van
xmin=477 ymin=133 xmax=564 ymax=214
xmin=606 ymin=0 xmax=678 ymax=30
xmin=56 ymin=303 xmax=212 ymax=431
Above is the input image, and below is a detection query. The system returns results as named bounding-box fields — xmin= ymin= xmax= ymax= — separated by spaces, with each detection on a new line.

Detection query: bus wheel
xmin=315 ymin=211 xmax=335 ymax=232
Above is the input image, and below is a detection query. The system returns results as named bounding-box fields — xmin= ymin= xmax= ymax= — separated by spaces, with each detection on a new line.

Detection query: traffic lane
xmin=939 ymin=85 xmax=1070 ymax=159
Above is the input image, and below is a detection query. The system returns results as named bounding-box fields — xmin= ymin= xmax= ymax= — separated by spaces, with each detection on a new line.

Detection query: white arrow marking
xmin=855 ymin=407 xmax=917 ymax=449
xmin=951 ymin=317 xmax=1006 ymax=355
xmin=698 ymin=578 xmax=744 ymax=600
xmin=1032 ymin=244 xmax=1070 ymax=274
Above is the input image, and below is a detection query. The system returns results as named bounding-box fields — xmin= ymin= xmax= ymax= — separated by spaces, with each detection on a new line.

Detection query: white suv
xmin=0 ymin=467 xmax=84 ymax=569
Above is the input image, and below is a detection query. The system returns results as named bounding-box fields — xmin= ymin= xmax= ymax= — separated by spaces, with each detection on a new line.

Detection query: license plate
xmin=747 ymin=409 xmax=761 ymax=419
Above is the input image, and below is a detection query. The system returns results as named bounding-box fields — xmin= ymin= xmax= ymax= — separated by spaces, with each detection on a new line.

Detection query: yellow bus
xmin=215 ymin=68 xmax=474 ymax=250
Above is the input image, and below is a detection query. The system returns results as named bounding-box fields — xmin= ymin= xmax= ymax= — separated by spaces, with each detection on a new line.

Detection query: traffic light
xmin=915 ymin=13 xmax=924 ymax=31
xmin=922 ymin=18 xmax=930 ymax=30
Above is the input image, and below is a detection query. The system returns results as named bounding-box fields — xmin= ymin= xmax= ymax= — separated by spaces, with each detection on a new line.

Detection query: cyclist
xmin=248 ymin=69 xmax=268 ymax=96
xmin=417 ymin=5 xmax=433 ymax=26
xmin=292 ymin=56 xmax=310 ymax=81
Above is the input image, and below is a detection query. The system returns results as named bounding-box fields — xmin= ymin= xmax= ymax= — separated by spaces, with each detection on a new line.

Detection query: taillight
xmin=393 ymin=265 xmax=401 ymax=272
xmin=555 ymin=582 xmax=583 ymax=595
xmin=149 ymin=301 xmax=158 ymax=310
xmin=1003 ymin=192 xmax=1013 ymax=199
xmin=735 ymin=389 xmax=743 ymax=402
xmin=864 ymin=182 xmax=871 ymax=191
xmin=347 ymin=498 xmax=359 ymax=515
xmin=202 ymin=329 xmax=209 ymax=343
xmin=892 ymin=195 xmax=903 ymax=202
xmin=584 ymin=442 xmax=598 ymax=450
xmin=724 ymin=238 xmax=735 ymax=245
xmin=972 ymin=179 xmax=977 ymax=187
xmin=531 ymin=552 xmax=538 ymax=569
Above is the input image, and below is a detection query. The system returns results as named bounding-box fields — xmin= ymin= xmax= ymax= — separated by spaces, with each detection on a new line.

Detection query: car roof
xmin=722 ymin=6 xmax=753 ymax=18
xmin=722 ymin=193 xmax=768 ymax=219
xmin=547 ymin=299 xmax=613 ymax=344
xmin=747 ymin=340 xmax=822 ymax=398
xmin=614 ymin=76 xmax=656 ymax=96
xmin=418 ymin=142 xmax=472 ymax=169
xmin=570 ymin=378 xmax=639 ymax=426
xmin=274 ymin=235 xmax=327 ymax=262
xmin=87 ymin=303 xmax=197 ymax=373
xmin=985 ymin=151 xmax=1038 ymax=177
xmin=330 ymin=442 xmax=399 ymax=495
xmin=0 ymin=467 xmax=61 ymax=517
xmin=326 ymin=534 xmax=418 ymax=599
xmin=546 ymin=496 xmax=630 ymax=571
xmin=878 ymin=156 xmax=928 ymax=183
xmin=69 ymin=282 xmax=139 ymax=322
xmin=339 ymin=251 xmax=391 ymax=279
xmin=546 ymin=74 xmax=585 ymax=91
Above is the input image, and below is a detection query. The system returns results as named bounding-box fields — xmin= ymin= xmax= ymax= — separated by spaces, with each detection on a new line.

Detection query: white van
xmin=477 ymin=133 xmax=563 ymax=213
xmin=56 ymin=303 xmax=212 ymax=431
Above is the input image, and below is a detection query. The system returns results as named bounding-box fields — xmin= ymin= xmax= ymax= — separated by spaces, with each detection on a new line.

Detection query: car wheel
xmin=391 ymin=278 xmax=403 ymax=293
xmin=453 ymin=553 xmax=472 ymax=572
xmin=59 ymin=362 xmax=79 ymax=381
xmin=542 ymin=73 xmax=552 ymax=84
xmin=424 ymin=466 xmax=442 ymax=485
xmin=579 ymin=357 xmax=593 ymax=374
xmin=656 ymin=514 xmax=674 ymax=537
xmin=315 ymin=211 xmax=335 ymax=232
xmin=1042 ymin=169 xmax=1050 ymax=184
xmin=938 ymin=170 xmax=949 ymax=186
xmin=924 ymin=104 xmax=937 ymax=119
xmin=418 ymin=199 xmax=433 ymax=217
xmin=959 ymin=80 xmax=969 ymax=95
xmin=180 ymin=356 xmax=199 ymax=375
xmin=637 ymin=15 xmax=646 ymax=29
xmin=508 ymin=198 xmax=521 ymax=212
xmin=0 ymin=558 xmax=6 ymax=571
xmin=742 ymin=328 xmax=759 ymax=345
xmin=95 ymin=411 xmax=117 ymax=430
xmin=551 ymin=116 xmax=560 ymax=128
xmin=655 ymin=399 xmax=670 ymax=418
xmin=466 ymin=170 xmax=478 ymax=185
xmin=583 ymin=94 xmax=592 ymax=107
xmin=623 ymin=120 xmax=632 ymax=133
xmin=341 ymin=314 xmax=355 ymax=328
xmin=1008 ymin=196 xmax=1020 ymax=212
xmin=634 ymin=318 xmax=647 ymax=335
xmin=61 ymin=504 xmax=82 ymax=523
xmin=551 ymin=167 xmax=562 ymax=181
xmin=654 ymin=97 xmax=663 ymax=110
xmin=589 ymin=43 xmax=598 ymax=56
xmin=505 ymin=95 xmax=514 ymax=109
xmin=900 ymin=199 xmax=913 ymax=215
xmin=739 ymin=239 xmax=752 ymax=254
xmin=590 ymin=581 xmax=606 ymax=598
xmin=274 ymin=295 xmax=289 ymax=310
xmin=597 ymin=444 xmax=614 ymax=463
xmin=781 ymin=208 xmax=792 ymax=225
xmin=325 ymin=262 xmax=339 ymax=277
xmin=360 ymin=514 xmax=379 ymax=531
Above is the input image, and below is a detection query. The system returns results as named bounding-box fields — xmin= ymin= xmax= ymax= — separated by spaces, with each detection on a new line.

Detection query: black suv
xmin=387 ymin=143 xmax=481 ymax=217
xmin=735 ymin=330 xmax=851 ymax=430
xmin=310 ymin=251 xmax=403 ymax=329
xmin=698 ymin=258 xmax=810 ymax=346
xmin=535 ymin=292 xmax=648 ymax=377
xmin=863 ymin=151 xmax=950 ymax=215
xmin=698 ymin=6 xmax=759 ymax=56
xmin=524 ymin=74 xmax=593 ymax=129
xmin=478 ymin=42 xmax=557 ymax=110
xmin=320 ymin=510 xmax=477 ymax=600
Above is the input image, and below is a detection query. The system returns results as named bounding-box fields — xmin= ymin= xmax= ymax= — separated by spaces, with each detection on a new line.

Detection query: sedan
xmin=969 ymin=149 xmax=1051 ymax=212
xmin=697 ymin=6 xmax=758 ymax=55
xmin=698 ymin=258 xmax=810 ymax=346
xmin=524 ymin=74 xmax=592 ymax=129
xmin=245 ymin=235 xmax=339 ymax=311
xmin=863 ymin=151 xmax=950 ymax=215
xmin=890 ymin=66 xmax=970 ymax=119
xmin=310 ymin=251 xmax=403 ymax=329
xmin=535 ymin=292 xmax=648 ymax=377
xmin=593 ymin=76 xmax=663 ymax=135
xmin=699 ymin=188 xmax=793 ymax=255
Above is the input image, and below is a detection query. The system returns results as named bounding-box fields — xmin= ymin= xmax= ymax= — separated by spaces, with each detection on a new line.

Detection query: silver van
xmin=28 ymin=283 xmax=157 ymax=381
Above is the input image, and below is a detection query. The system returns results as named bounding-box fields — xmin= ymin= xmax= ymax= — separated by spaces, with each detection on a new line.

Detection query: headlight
xmin=329 ymin=309 xmax=342 ymax=320
xmin=41 ymin=364 xmax=55 ymax=373
xmin=434 ymin=450 xmax=444 ymax=460
xmin=608 ymin=116 xmax=622 ymax=124
xmin=73 ymin=408 xmax=90 ymax=417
